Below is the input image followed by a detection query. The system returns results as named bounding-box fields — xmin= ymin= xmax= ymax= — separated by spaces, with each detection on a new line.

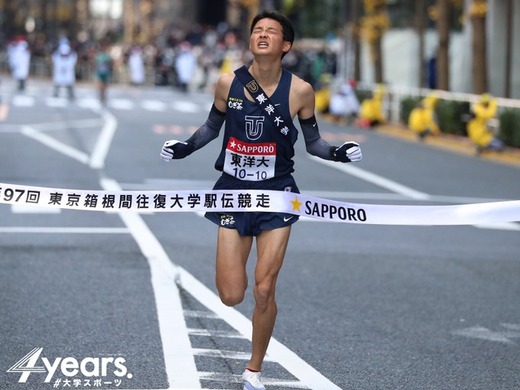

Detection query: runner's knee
xmin=218 ymin=287 xmax=246 ymax=307
xmin=253 ymin=280 xmax=275 ymax=310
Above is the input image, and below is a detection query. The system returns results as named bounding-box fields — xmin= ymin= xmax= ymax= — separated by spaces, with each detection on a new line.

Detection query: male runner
xmin=160 ymin=10 xmax=362 ymax=390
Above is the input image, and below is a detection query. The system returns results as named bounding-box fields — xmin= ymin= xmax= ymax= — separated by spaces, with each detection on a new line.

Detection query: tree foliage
xmin=361 ymin=0 xmax=389 ymax=83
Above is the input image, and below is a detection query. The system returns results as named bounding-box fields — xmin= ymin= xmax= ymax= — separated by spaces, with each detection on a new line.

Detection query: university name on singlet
xmin=223 ymin=135 xmax=277 ymax=181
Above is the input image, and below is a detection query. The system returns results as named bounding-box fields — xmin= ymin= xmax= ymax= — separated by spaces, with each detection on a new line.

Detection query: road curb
xmin=366 ymin=121 xmax=520 ymax=169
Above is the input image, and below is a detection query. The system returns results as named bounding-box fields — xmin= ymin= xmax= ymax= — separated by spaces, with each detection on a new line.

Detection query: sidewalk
xmin=377 ymin=123 xmax=520 ymax=168
xmin=355 ymin=120 xmax=520 ymax=169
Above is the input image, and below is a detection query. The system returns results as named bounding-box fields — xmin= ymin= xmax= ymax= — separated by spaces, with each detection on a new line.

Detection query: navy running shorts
xmin=205 ymin=173 xmax=300 ymax=236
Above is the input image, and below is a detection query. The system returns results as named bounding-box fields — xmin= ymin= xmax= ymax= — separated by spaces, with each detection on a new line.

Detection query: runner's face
xmin=250 ymin=18 xmax=291 ymax=58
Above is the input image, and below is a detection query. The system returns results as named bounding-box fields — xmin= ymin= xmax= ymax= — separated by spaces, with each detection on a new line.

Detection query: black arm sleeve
xmin=298 ymin=115 xmax=336 ymax=160
xmin=185 ymin=104 xmax=226 ymax=151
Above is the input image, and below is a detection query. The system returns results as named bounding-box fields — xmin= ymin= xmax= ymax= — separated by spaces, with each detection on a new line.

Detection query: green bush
xmin=355 ymin=89 xmax=373 ymax=104
xmin=499 ymin=109 xmax=520 ymax=148
xmin=435 ymin=100 xmax=471 ymax=136
xmin=399 ymin=97 xmax=470 ymax=136
xmin=400 ymin=96 xmax=421 ymax=124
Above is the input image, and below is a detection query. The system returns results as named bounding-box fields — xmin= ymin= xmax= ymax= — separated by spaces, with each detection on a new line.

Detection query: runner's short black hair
xmin=250 ymin=10 xmax=295 ymax=46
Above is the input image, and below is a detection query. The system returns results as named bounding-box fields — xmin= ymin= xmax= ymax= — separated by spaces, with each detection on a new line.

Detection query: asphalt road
xmin=1 ymin=78 xmax=519 ymax=390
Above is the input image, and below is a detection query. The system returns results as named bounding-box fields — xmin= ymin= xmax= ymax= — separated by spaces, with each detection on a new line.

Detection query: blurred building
xmin=0 ymin=0 xmax=517 ymax=97
xmin=357 ymin=0 xmax=519 ymax=98
xmin=487 ymin=0 xmax=519 ymax=98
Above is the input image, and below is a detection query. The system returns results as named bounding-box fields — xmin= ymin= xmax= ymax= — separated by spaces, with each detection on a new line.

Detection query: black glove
xmin=332 ymin=142 xmax=362 ymax=163
xmin=160 ymin=140 xmax=194 ymax=161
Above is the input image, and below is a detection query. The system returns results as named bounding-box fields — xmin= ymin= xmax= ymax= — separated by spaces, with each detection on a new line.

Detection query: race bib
xmin=223 ymin=137 xmax=276 ymax=181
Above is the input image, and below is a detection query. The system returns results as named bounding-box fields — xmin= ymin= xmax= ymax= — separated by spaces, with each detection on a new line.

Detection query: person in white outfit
xmin=11 ymin=38 xmax=31 ymax=91
xmin=52 ymin=40 xmax=77 ymax=99
xmin=175 ymin=41 xmax=196 ymax=92
xmin=128 ymin=46 xmax=145 ymax=86
xmin=329 ymin=80 xmax=360 ymax=124
xmin=7 ymin=39 xmax=17 ymax=72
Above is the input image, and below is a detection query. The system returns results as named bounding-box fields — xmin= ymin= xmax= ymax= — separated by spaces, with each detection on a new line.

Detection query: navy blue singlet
xmin=214 ymin=68 xmax=298 ymax=181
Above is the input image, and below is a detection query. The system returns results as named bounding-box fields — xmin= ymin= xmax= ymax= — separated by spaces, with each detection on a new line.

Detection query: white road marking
xmin=11 ymin=95 xmax=35 ymax=107
xmin=308 ymin=157 xmax=519 ymax=231
xmin=21 ymin=125 xmax=90 ymax=165
xmin=198 ymin=372 xmax=309 ymax=388
xmin=90 ymin=109 xmax=117 ymax=169
xmin=177 ymin=266 xmax=342 ymax=389
xmin=304 ymin=190 xmax=508 ymax=204
xmin=309 ymin=156 xmax=431 ymax=200
xmin=172 ymin=101 xmax=200 ymax=113
xmin=452 ymin=324 xmax=520 ymax=345
xmin=45 ymin=97 xmax=69 ymax=107
xmin=100 ymin=178 xmax=201 ymax=389
xmin=502 ymin=323 xmax=520 ymax=331
xmin=5 ymin=168 xmax=290 ymax=384
xmin=101 ymin=177 xmax=342 ymax=389
xmin=187 ymin=328 xmax=245 ymax=338
xmin=0 ymin=227 xmax=128 ymax=234
xmin=16 ymin=109 xmax=114 ymax=170
xmin=109 ymin=99 xmax=135 ymax=110
xmin=141 ymin=100 xmax=167 ymax=111
xmin=184 ymin=310 xmax=219 ymax=319
xmin=192 ymin=348 xmax=274 ymax=361
xmin=8 ymin=92 xmax=206 ymax=114
xmin=76 ymin=97 xmax=102 ymax=110
xmin=28 ymin=118 xmax=105 ymax=132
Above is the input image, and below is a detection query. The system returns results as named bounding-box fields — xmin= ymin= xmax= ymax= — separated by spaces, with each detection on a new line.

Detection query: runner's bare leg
xmin=248 ymin=226 xmax=291 ymax=371
xmin=215 ymin=227 xmax=252 ymax=307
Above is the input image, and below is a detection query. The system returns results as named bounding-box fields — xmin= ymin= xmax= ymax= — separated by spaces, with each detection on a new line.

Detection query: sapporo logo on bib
xmin=224 ymin=137 xmax=276 ymax=181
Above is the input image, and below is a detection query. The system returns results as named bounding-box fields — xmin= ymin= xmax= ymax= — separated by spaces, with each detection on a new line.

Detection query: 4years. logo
xmin=7 ymin=347 xmax=132 ymax=385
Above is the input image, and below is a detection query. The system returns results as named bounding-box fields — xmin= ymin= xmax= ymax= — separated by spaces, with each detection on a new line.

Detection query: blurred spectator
xmin=196 ymin=27 xmax=219 ymax=91
xmin=314 ymin=74 xmax=331 ymax=114
xmin=10 ymin=36 xmax=31 ymax=91
xmin=154 ymin=46 xmax=175 ymax=86
xmin=408 ymin=94 xmax=440 ymax=141
xmin=95 ymin=41 xmax=113 ymax=103
xmin=219 ymin=31 xmax=245 ymax=74
xmin=52 ymin=39 xmax=77 ymax=99
xmin=466 ymin=93 xmax=505 ymax=154
xmin=329 ymin=80 xmax=360 ymax=124
xmin=7 ymin=39 xmax=17 ymax=71
xmin=310 ymin=50 xmax=326 ymax=89
xmin=127 ymin=45 xmax=145 ymax=86
xmin=427 ymin=55 xmax=437 ymax=89
xmin=175 ymin=41 xmax=196 ymax=92
xmin=358 ymin=84 xmax=385 ymax=128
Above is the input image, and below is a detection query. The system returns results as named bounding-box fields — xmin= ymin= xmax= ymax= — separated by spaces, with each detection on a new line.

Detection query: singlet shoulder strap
xmin=233 ymin=65 xmax=296 ymax=135
xmin=234 ymin=65 xmax=264 ymax=101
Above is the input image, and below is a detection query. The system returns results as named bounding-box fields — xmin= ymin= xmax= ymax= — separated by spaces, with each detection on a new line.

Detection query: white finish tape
xmin=1 ymin=182 xmax=519 ymax=225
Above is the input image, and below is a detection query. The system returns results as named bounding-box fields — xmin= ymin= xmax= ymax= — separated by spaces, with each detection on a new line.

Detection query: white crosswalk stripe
xmin=45 ymin=97 xmax=69 ymax=107
xmin=76 ymin=97 xmax=102 ymax=110
xmin=108 ymin=98 xmax=135 ymax=110
xmin=172 ymin=100 xmax=200 ymax=113
xmin=11 ymin=95 xmax=35 ymax=107
xmin=8 ymin=94 xmax=206 ymax=114
xmin=140 ymin=99 xmax=167 ymax=111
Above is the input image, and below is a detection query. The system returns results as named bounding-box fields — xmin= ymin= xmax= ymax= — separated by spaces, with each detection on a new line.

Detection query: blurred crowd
xmin=1 ymin=24 xmax=340 ymax=95
xmin=1 ymin=26 xmax=504 ymax=155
